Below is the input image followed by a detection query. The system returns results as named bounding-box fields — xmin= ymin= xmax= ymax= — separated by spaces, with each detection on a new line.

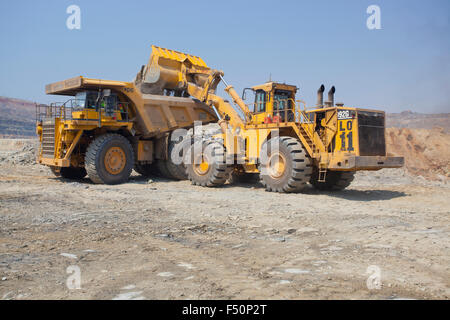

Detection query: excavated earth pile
xmin=386 ymin=128 xmax=450 ymax=180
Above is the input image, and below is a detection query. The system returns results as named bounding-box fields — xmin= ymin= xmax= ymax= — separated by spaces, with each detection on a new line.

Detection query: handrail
xmin=295 ymin=100 xmax=315 ymax=140
xmin=36 ymin=99 xmax=130 ymax=123
xmin=243 ymin=98 xmax=317 ymax=147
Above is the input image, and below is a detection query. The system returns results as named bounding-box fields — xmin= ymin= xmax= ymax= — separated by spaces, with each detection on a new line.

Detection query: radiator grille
xmin=42 ymin=119 xmax=55 ymax=158
xmin=358 ymin=111 xmax=386 ymax=156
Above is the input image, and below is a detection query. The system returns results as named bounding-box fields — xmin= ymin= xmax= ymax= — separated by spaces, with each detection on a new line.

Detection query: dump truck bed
xmin=45 ymin=76 xmax=128 ymax=96
xmin=44 ymin=76 xmax=218 ymax=137
xmin=135 ymin=94 xmax=217 ymax=137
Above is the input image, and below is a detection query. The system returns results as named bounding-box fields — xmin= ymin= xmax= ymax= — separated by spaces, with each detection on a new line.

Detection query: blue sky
xmin=0 ymin=0 xmax=449 ymax=113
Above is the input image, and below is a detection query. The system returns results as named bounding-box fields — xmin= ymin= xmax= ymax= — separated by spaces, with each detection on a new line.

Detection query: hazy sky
xmin=0 ymin=0 xmax=449 ymax=113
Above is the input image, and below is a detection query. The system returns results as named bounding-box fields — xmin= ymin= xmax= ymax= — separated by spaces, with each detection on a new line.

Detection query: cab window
xmin=74 ymin=91 xmax=98 ymax=109
xmin=75 ymin=92 xmax=87 ymax=108
xmin=273 ymin=90 xmax=291 ymax=111
xmin=255 ymin=90 xmax=266 ymax=112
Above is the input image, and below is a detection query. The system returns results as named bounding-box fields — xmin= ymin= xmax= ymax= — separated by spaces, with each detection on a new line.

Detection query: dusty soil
xmin=0 ymin=139 xmax=449 ymax=300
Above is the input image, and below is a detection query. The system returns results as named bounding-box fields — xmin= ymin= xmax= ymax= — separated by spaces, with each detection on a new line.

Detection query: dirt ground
xmin=0 ymin=139 xmax=449 ymax=300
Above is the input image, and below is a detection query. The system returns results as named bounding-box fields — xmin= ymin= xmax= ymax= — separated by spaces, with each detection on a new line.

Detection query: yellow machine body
xmin=36 ymin=45 xmax=403 ymax=188
xmin=37 ymin=74 xmax=217 ymax=169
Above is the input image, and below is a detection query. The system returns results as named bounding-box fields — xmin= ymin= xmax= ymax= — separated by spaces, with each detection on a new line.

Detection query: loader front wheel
xmin=85 ymin=134 xmax=134 ymax=184
xmin=259 ymin=136 xmax=312 ymax=193
xmin=184 ymin=139 xmax=229 ymax=187
xmin=310 ymin=169 xmax=355 ymax=191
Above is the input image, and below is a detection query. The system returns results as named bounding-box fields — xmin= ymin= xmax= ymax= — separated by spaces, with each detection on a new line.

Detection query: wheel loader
xmin=36 ymin=45 xmax=403 ymax=192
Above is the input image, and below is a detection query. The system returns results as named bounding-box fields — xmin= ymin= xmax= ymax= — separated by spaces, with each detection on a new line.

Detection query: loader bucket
xmin=138 ymin=45 xmax=211 ymax=94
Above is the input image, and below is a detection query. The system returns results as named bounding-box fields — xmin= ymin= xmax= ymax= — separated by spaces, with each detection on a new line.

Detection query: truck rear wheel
xmin=85 ymin=133 xmax=134 ymax=184
xmin=259 ymin=136 xmax=312 ymax=193
xmin=165 ymin=136 xmax=188 ymax=180
xmin=184 ymin=139 xmax=229 ymax=187
xmin=143 ymin=134 xmax=189 ymax=180
xmin=155 ymin=160 xmax=174 ymax=179
xmin=310 ymin=169 xmax=355 ymax=191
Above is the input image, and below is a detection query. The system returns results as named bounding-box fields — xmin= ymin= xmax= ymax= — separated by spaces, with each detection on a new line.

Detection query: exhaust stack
xmin=327 ymin=86 xmax=336 ymax=107
xmin=316 ymin=84 xmax=325 ymax=108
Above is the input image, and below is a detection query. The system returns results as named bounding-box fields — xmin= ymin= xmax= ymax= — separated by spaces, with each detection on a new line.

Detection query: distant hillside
xmin=386 ymin=111 xmax=450 ymax=133
xmin=0 ymin=97 xmax=36 ymax=138
xmin=1 ymin=96 xmax=449 ymax=137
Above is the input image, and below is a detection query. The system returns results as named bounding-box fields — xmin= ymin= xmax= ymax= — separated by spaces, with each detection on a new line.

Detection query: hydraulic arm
xmin=136 ymin=45 xmax=249 ymax=131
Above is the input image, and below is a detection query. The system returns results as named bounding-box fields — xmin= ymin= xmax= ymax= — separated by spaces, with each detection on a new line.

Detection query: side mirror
xmin=102 ymin=89 xmax=111 ymax=97
xmin=241 ymin=88 xmax=252 ymax=100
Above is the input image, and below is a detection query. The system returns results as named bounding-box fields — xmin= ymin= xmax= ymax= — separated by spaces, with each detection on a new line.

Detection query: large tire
xmin=184 ymin=139 xmax=229 ymax=187
xmin=310 ymin=169 xmax=355 ymax=191
xmin=50 ymin=166 xmax=87 ymax=180
xmin=166 ymin=135 xmax=189 ymax=180
xmin=143 ymin=134 xmax=190 ymax=180
xmin=259 ymin=136 xmax=312 ymax=193
xmin=85 ymin=133 xmax=134 ymax=184
xmin=155 ymin=160 xmax=174 ymax=179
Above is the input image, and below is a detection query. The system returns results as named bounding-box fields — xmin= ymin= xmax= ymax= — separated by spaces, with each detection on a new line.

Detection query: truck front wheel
xmin=85 ymin=134 xmax=134 ymax=184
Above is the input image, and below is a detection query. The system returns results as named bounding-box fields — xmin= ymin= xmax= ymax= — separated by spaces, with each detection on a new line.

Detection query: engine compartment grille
xmin=358 ymin=111 xmax=386 ymax=156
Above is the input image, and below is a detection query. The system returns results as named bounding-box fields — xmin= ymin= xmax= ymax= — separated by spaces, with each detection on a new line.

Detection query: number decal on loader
xmin=338 ymin=120 xmax=354 ymax=151
xmin=337 ymin=110 xmax=351 ymax=120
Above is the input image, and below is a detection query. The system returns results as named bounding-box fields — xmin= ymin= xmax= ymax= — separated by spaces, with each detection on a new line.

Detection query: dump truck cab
xmin=71 ymin=90 xmax=127 ymax=120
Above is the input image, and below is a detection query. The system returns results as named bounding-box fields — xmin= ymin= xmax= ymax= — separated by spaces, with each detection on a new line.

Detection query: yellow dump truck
xmin=37 ymin=66 xmax=218 ymax=184
xmin=36 ymin=45 xmax=403 ymax=191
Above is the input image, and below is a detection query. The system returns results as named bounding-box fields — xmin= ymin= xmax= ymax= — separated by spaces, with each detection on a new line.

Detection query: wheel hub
xmin=104 ymin=146 xmax=126 ymax=174
xmin=193 ymin=154 xmax=210 ymax=176
xmin=268 ymin=152 xmax=286 ymax=178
